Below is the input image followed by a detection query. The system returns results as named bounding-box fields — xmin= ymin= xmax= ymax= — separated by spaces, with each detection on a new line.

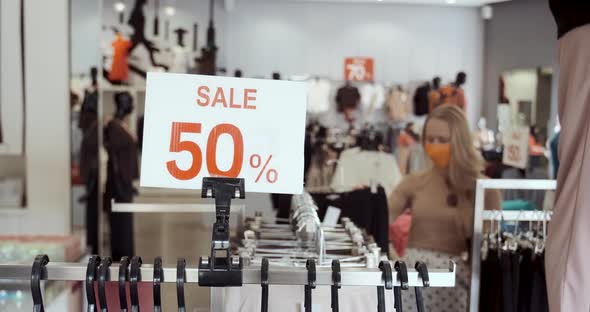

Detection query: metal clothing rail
xmin=469 ymin=179 xmax=555 ymax=312
xmin=0 ymin=261 xmax=456 ymax=287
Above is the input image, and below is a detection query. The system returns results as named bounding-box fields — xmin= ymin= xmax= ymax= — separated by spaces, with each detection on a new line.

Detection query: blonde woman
xmin=388 ymin=105 xmax=500 ymax=311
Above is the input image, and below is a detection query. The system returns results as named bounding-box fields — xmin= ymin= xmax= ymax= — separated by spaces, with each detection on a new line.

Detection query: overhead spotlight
xmin=446 ymin=0 xmax=457 ymax=4
xmin=114 ymin=2 xmax=126 ymax=12
xmin=164 ymin=5 xmax=176 ymax=16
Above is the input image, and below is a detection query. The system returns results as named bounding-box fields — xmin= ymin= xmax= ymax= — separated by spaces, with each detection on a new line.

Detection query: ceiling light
xmin=446 ymin=0 xmax=456 ymax=4
xmin=114 ymin=2 xmax=126 ymax=12
xmin=164 ymin=6 xmax=176 ymax=16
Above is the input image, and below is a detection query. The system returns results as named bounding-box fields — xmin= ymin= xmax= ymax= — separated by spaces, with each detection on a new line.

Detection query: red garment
xmin=389 ymin=209 xmax=412 ymax=257
xmin=109 ymin=35 xmax=132 ymax=82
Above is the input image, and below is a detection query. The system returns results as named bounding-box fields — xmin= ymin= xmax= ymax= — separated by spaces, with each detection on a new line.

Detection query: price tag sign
xmin=140 ymin=73 xmax=307 ymax=194
xmin=502 ymin=126 xmax=529 ymax=169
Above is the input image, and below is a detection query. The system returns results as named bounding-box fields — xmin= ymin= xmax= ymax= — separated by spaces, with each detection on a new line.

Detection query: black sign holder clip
xmin=198 ymin=177 xmax=245 ymax=287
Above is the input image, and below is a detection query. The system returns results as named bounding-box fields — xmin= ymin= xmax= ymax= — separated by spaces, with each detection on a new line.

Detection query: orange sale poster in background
xmin=344 ymin=57 xmax=374 ymax=81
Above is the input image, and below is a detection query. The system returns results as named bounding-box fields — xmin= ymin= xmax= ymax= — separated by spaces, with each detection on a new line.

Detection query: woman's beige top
xmin=389 ymin=169 xmax=501 ymax=255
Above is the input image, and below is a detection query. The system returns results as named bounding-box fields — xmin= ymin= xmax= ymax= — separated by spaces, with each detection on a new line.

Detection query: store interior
xmin=0 ymin=0 xmax=562 ymax=311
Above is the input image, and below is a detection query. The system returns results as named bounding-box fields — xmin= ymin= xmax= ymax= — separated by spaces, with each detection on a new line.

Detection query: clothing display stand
xmin=469 ymin=179 xmax=556 ymax=312
xmin=0 ymin=177 xmax=456 ymax=311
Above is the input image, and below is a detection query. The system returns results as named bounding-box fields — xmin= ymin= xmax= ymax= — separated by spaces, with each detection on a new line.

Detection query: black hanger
xmin=331 ymin=260 xmax=341 ymax=312
xmin=378 ymin=261 xmax=393 ymax=312
xmin=153 ymin=257 xmax=163 ymax=312
xmin=394 ymin=261 xmax=409 ymax=312
xmin=260 ymin=258 xmax=269 ymax=312
xmin=86 ymin=255 xmax=102 ymax=312
xmin=118 ymin=257 xmax=130 ymax=312
xmin=98 ymin=257 xmax=113 ymax=312
xmin=414 ymin=262 xmax=429 ymax=312
xmin=31 ymin=254 xmax=50 ymax=312
xmin=177 ymin=258 xmax=187 ymax=312
xmin=305 ymin=259 xmax=316 ymax=312
xmin=130 ymin=256 xmax=143 ymax=312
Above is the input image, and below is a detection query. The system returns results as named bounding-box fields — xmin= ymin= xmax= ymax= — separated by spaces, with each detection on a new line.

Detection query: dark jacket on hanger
xmin=549 ymin=0 xmax=590 ymax=38
xmin=336 ymin=85 xmax=360 ymax=112
xmin=312 ymin=187 xmax=389 ymax=254
xmin=413 ymin=83 xmax=430 ymax=116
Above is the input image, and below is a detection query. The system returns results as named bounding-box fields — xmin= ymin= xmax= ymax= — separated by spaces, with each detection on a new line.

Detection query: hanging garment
xmin=224 ymin=284 xmax=394 ymax=312
xmin=311 ymin=187 xmax=390 ymax=253
xmin=501 ymin=250 xmax=520 ymax=312
xmin=335 ymin=84 xmax=360 ymax=112
xmin=360 ymin=83 xmax=385 ymax=113
xmin=530 ymin=253 xmax=549 ymax=312
xmin=399 ymin=248 xmax=470 ymax=312
xmin=428 ymin=89 xmax=442 ymax=112
xmin=479 ymin=249 xmax=503 ymax=312
xmin=307 ymin=78 xmax=332 ymax=114
xmin=412 ymin=83 xmax=430 ymax=116
xmin=518 ymin=248 xmax=534 ymax=312
xmin=439 ymin=84 xmax=466 ymax=111
xmin=330 ymin=147 xmax=402 ymax=198
xmin=109 ymin=34 xmax=132 ymax=82
xmin=387 ymin=88 xmax=411 ymax=122
xmin=168 ymin=45 xmax=190 ymax=73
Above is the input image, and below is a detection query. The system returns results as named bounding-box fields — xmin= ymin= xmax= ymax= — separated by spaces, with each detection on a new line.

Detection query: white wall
xmin=0 ymin=0 xmax=71 ymax=235
xmin=91 ymin=0 xmax=484 ymax=126
xmin=502 ymin=69 xmax=537 ymax=123
xmin=0 ymin=0 xmax=25 ymax=155
xmin=224 ymin=0 xmax=485 ymax=126
xmin=483 ymin=0 xmax=558 ymax=131
xmin=71 ymin=0 xmax=101 ymax=76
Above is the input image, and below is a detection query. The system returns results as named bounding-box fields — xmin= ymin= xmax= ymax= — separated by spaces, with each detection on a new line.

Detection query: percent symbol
xmin=249 ymin=154 xmax=278 ymax=184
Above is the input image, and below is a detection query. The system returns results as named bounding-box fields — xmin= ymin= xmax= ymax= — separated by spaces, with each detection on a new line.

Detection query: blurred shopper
xmin=546 ymin=1 xmax=590 ymax=311
xmin=388 ymin=105 xmax=500 ymax=311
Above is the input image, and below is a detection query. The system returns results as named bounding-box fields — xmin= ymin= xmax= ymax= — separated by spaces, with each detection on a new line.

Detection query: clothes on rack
xmin=330 ymin=147 xmax=402 ymax=198
xmin=224 ymin=284 xmax=395 ymax=312
xmin=168 ymin=45 xmax=191 ymax=73
xmin=336 ymin=83 xmax=360 ymax=112
xmin=387 ymin=87 xmax=411 ymax=122
xmin=307 ymin=78 xmax=331 ymax=114
xmin=311 ymin=187 xmax=390 ymax=253
xmin=109 ymin=33 xmax=132 ymax=82
xmin=439 ymin=84 xmax=466 ymax=111
xmin=400 ymin=248 xmax=470 ymax=312
xmin=479 ymin=249 xmax=549 ymax=312
xmin=360 ymin=82 xmax=385 ymax=114
xmin=389 ymin=170 xmax=501 ymax=256
xmin=413 ymin=83 xmax=431 ymax=116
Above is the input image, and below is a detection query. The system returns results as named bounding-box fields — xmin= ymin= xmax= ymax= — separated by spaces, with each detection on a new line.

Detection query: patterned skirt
xmin=398 ymin=248 xmax=470 ymax=312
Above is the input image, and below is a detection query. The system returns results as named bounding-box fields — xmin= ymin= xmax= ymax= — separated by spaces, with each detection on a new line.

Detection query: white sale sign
xmin=140 ymin=73 xmax=307 ymax=194
xmin=502 ymin=126 xmax=529 ymax=169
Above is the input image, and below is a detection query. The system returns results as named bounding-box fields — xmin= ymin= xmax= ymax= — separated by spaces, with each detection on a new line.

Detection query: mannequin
xmin=439 ymin=72 xmax=467 ymax=111
xmin=128 ymin=0 xmax=168 ymax=73
xmin=168 ymin=28 xmax=190 ymax=73
xmin=104 ymin=92 xmax=138 ymax=260
xmin=473 ymin=117 xmax=494 ymax=150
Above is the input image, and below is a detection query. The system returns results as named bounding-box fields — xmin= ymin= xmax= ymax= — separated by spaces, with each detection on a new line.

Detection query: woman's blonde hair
xmin=423 ymin=105 xmax=483 ymax=192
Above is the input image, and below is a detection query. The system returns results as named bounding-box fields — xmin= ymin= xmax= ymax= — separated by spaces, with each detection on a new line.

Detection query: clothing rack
xmin=0 ymin=261 xmax=456 ymax=287
xmin=0 ymin=177 xmax=456 ymax=311
xmin=469 ymin=179 xmax=556 ymax=312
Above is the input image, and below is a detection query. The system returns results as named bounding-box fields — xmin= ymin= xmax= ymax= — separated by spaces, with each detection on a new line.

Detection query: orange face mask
xmin=424 ymin=143 xmax=451 ymax=169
